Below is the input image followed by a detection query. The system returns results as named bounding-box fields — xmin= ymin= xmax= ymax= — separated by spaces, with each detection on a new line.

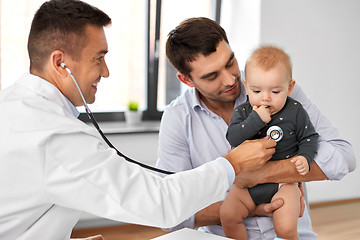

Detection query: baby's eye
xmin=272 ymin=91 xmax=280 ymax=94
xmin=253 ymin=90 xmax=260 ymax=93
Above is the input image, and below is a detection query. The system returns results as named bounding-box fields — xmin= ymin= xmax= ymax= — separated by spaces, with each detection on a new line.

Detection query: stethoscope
xmin=267 ymin=126 xmax=283 ymax=142
xmin=61 ymin=62 xmax=174 ymax=175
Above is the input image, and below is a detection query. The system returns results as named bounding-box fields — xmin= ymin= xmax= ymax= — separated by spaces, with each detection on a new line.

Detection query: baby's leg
xmin=220 ymin=185 xmax=256 ymax=240
xmin=272 ymin=183 xmax=301 ymax=240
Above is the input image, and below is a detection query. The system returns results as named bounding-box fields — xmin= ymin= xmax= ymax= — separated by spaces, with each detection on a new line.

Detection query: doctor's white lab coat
xmin=0 ymin=73 xmax=231 ymax=239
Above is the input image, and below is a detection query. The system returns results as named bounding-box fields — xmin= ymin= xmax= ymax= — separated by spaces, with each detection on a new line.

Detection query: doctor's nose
xmin=101 ymin=60 xmax=110 ymax=78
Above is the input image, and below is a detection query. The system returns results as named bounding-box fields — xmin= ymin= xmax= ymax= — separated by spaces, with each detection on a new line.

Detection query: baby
xmin=220 ymin=45 xmax=319 ymax=240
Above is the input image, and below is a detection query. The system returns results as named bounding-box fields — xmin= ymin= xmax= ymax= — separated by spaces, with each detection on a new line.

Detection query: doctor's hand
xmin=224 ymin=137 xmax=276 ymax=175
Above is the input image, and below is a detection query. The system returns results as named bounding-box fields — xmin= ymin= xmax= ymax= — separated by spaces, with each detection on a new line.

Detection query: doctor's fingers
xmin=250 ymin=137 xmax=276 ymax=161
xmin=259 ymin=136 xmax=277 ymax=148
xmin=232 ymin=139 xmax=275 ymax=172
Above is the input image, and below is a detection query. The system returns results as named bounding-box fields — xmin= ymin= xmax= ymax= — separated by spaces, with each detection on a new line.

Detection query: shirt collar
xmin=190 ymin=88 xmax=203 ymax=110
xmin=65 ymin=97 xmax=80 ymax=118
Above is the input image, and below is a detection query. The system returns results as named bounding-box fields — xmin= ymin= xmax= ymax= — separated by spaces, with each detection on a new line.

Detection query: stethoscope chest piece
xmin=267 ymin=126 xmax=283 ymax=142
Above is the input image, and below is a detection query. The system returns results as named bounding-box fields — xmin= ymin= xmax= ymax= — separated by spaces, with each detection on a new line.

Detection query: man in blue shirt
xmin=157 ymin=17 xmax=356 ymax=239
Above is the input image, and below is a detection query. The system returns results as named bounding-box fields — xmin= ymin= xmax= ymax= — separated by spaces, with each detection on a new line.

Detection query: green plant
xmin=128 ymin=101 xmax=138 ymax=111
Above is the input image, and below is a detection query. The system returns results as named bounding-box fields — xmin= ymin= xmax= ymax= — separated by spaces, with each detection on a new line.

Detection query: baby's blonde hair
xmin=245 ymin=45 xmax=292 ymax=80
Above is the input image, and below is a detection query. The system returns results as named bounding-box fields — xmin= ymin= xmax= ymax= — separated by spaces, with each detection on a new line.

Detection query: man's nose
xmin=222 ymin=70 xmax=236 ymax=86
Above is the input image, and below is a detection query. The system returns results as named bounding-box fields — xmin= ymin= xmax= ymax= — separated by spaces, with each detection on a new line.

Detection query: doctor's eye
xmin=96 ymin=56 xmax=104 ymax=64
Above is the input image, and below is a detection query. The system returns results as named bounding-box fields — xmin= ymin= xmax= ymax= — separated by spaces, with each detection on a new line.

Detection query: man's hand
xmin=225 ymin=137 xmax=276 ymax=174
xmin=248 ymin=198 xmax=284 ymax=217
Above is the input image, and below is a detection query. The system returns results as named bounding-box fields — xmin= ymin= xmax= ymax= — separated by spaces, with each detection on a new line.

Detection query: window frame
xmin=79 ymin=0 xmax=222 ymax=123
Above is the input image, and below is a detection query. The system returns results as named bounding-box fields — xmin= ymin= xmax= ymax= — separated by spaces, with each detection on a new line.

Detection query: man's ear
xmin=288 ymin=79 xmax=296 ymax=96
xmin=177 ymin=72 xmax=195 ymax=87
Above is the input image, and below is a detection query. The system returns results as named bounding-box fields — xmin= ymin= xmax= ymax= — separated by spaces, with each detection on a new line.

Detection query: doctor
xmin=0 ymin=1 xmax=280 ymax=239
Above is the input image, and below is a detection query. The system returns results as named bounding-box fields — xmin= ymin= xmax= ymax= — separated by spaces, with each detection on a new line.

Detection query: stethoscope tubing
xmin=63 ymin=63 xmax=174 ymax=175
xmin=86 ymin=109 xmax=175 ymax=175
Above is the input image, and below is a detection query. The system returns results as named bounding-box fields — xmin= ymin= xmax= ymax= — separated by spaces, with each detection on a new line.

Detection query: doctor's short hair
xmin=245 ymin=45 xmax=293 ymax=80
xmin=27 ymin=0 xmax=111 ymax=72
xmin=166 ymin=17 xmax=229 ymax=79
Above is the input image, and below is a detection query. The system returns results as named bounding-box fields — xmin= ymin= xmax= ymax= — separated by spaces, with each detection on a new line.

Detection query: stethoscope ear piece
xmin=60 ymin=62 xmax=66 ymax=68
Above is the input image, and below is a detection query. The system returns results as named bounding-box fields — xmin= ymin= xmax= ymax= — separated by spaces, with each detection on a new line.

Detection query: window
xmin=156 ymin=0 xmax=220 ymax=111
xmin=0 ymin=0 xmax=221 ymax=122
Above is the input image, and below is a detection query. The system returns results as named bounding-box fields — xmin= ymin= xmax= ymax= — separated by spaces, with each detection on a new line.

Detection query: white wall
xmin=107 ymin=133 xmax=159 ymax=167
xmin=222 ymin=0 xmax=360 ymax=203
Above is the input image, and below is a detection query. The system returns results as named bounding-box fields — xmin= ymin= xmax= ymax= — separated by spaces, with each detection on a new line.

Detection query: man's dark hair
xmin=166 ymin=17 xmax=229 ymax=78
xmin=28 ymin=0 xmax=111 ymax=72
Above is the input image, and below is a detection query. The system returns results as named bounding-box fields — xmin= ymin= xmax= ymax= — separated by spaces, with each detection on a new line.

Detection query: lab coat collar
xmin=65 ymin=98 xmax=80 ymax=118
xmin=16 ymin=73 xmax=79 ymax=118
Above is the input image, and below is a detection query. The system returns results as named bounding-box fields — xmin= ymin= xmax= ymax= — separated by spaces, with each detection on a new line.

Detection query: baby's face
xmin=244 ymin=63 xmax=295 ymax=115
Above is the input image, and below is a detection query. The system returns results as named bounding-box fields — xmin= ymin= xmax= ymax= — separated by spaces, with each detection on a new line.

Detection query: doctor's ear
xmin=177 ymin=72 xmax=195 ymax=87
xmin=50 ymin=50 xmax=67 ymax=75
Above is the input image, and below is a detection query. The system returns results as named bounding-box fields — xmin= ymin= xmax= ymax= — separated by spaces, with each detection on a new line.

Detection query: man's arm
xmin=194 ymin=202 xmax=222 ymax=227
xmin=236 ymin=159 xmax=327 ymax=189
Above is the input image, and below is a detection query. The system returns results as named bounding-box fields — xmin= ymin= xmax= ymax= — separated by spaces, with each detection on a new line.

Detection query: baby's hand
xmin=291 ymin=156 xmax=309 ymax=175
xmin=253 ymin=105 xmax=271 ymax=123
